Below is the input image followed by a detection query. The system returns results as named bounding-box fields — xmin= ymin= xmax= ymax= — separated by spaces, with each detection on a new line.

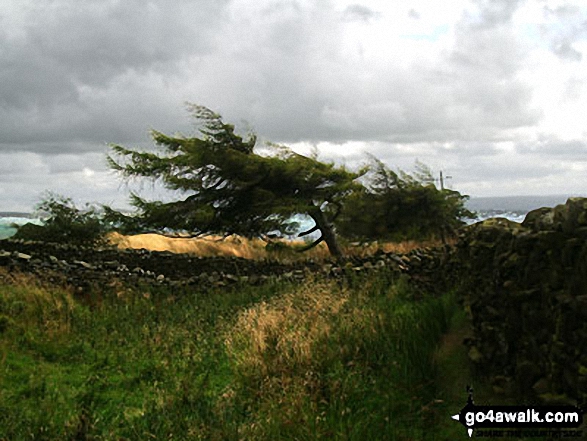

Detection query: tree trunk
xmin=309 ymin=208 xmax=343 ymax=258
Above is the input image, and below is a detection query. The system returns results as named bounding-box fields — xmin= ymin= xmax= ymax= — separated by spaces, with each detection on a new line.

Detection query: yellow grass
xmin=0 ymin=268 xmax=76 ymax=337
xmin=107 ymin=232 xmax=270 ymax=259
xmin=225 ymin=281 xmax=350 ymax=377
xmin=107 ymin=232 xmax=440 ymax=260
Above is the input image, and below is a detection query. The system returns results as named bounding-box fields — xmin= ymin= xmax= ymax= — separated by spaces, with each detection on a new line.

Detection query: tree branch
xmin=297 ymin=235 xmax=324 ymax=252
xmin=298 ymin=223 xmax=319 ymax=237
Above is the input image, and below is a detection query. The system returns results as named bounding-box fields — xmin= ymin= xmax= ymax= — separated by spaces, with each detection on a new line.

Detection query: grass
xmin=107 ymin=232 xmax=445 ymax=260
xmin=0 ymin=266 xmax=532 ymax=440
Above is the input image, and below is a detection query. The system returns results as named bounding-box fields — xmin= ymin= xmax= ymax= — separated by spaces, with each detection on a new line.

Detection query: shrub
xmin=13 ymin=193 xmax=109 ymax=246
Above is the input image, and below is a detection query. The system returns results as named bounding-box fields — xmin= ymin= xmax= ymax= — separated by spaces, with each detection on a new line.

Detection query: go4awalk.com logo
xmin=451 ymin=386 xmax=584 ymax=438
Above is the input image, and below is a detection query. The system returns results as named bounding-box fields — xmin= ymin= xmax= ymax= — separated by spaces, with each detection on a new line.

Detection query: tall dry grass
xmin=225 ymin=281 xmax=350 ymax=379
xmin=0 ymin=269 xmax=77 ymax=339
xmin=221 ymin=274 xmax=457 ymax=439
xmin=107 ymin=232 xmax=441 ymax=260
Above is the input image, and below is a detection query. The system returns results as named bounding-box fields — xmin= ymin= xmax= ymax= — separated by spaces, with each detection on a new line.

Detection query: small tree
xmin=13 ymin=193 xmax=109 ymax=246
xmin=106 ymin=104 xmax=363 ymax=257
xmin=337 ymin=159 xmax=474 ymax=243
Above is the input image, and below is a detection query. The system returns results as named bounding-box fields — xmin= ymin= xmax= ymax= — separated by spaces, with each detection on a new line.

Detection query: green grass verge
xmin=0 ymin=270 xmax=468 ymax=440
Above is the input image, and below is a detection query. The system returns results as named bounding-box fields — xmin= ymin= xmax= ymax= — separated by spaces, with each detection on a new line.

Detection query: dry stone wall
xmin=0 ymin=238 xmax=449 ymax=293
xmin=456 ymin=198 xmax=587 ymax=405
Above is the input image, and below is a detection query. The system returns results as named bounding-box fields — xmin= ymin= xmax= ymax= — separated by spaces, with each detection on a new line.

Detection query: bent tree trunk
xmin=300 ymin=207 xmax=343 ymax=258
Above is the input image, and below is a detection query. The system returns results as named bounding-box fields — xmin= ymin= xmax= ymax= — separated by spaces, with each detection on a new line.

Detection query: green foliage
xmin=13 ymin=193 xmax=109 ymax=246
xmin=337 ymin=159 xmax=474 ymax=242
xmin=106 ymin=104 xmax=364 ymax=256
xmin=0 ymin=271 xmax=461 ymax=440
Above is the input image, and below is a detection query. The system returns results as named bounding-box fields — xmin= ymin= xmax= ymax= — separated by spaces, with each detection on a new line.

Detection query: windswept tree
xmin=336 ymin=158 xmax=474 ymax=243
xmin=106 ymin=104 xmax=363 ymax=257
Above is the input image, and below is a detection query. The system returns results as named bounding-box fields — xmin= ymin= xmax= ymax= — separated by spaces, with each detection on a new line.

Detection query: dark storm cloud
xmin=0 ymin=0 xmax=228 ymax=151
xmin=0 ymin=0 xmax=541 ymax=152
xmin=0 ymin=1 xmax=224 ymax=109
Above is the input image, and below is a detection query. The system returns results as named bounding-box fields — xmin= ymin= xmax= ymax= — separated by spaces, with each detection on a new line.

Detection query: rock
xmin=554 ymin=197 xmax=587 ymax=233
xmin=73 ymin=260 xmax=96 ymax=270
xmin=225 ymin=274 xmax=239 ymax=283
xmin=103 ymin=260 xmax=121 ymax=270
xmin=522 ymin=207 xmax=555 ymax=231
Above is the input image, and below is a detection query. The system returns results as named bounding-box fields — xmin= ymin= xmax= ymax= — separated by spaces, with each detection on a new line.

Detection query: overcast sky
xmin=1 ymin=0 xmax=587 ymax=212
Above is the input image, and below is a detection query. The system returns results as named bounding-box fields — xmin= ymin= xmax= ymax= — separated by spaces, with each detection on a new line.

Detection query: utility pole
xmin=439 ymin=171 xmax=452 ymax=190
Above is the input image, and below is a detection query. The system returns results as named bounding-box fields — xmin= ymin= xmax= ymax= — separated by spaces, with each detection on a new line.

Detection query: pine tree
xmin=106 ymin=104 xmax=363 ymax=257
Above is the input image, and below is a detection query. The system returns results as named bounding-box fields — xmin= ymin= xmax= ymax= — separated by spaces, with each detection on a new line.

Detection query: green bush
xmin=337 ymin=160 xmax=474 ymax=242
xmin=13 ymin=193 xmax=109 ymax=246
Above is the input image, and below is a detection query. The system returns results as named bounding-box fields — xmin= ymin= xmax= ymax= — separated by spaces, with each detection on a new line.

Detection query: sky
xmin=1 ymin=0 xmax=587 ymax=212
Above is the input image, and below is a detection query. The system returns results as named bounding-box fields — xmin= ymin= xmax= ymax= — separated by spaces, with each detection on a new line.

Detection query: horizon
xmin=1 ymin=193 xmax=582 ymax=217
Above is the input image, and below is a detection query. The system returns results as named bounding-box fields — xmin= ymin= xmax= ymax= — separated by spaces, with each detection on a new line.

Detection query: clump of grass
xmin=0 ymin=270 xmax=77 ymax=340
xmin=224 ymin=273 xmax=458 ymax=439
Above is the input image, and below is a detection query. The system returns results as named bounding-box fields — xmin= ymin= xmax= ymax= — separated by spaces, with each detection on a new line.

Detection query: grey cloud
xmin=553 ymin=40 xmax=583 ymax=61
xmin=0 ymin=0 xmax=227 ymax=111
xmin=0 ymin=150 xmax=137 ymax=210
xmin=0 ymin=151 xmax=113 ymax=180
xmin=342 ymin=4 xmax=380 ymax=22
xmin=0 ymin=0 xmax=543 ymax=155
xmin=515 ymin=137 xmax=587 ymax=158
xmin=564 ymin=77 xmax=584 ymax=99
xmin=541 ymin=5 xmax=587 ymax=61
xmin=441 ymin=154 xmax=568 ymax=186
xmin=470 ymin=0 xmax=526 ymax=29
xmin=43 ymin=152 xmax=110 ymax=174
xmin=0 ymin=71 xmax=193 ymax=151
xmin=438 ymin=5 xmax=542 ymax=136
xmin=0 ymin=152 xmax=49 ymax=177
xmin=438 ymin=142 xmax=501 ymax=157
xmin=0 ymin=0 xmax=229 ymax=155
xmin=203 ymin=0 xmax=540 ymax=145
xmin=408 ymin=9 xmax=420 ymax=20
xmin=1 ymin=0 xmax=585 ymax=210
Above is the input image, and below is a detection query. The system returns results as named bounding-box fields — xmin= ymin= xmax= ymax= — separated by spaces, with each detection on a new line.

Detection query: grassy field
xmin=107 ymin=232 xmax=444 ymax=260
xmin=0 ymin=264 xmax=545 ymax=440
